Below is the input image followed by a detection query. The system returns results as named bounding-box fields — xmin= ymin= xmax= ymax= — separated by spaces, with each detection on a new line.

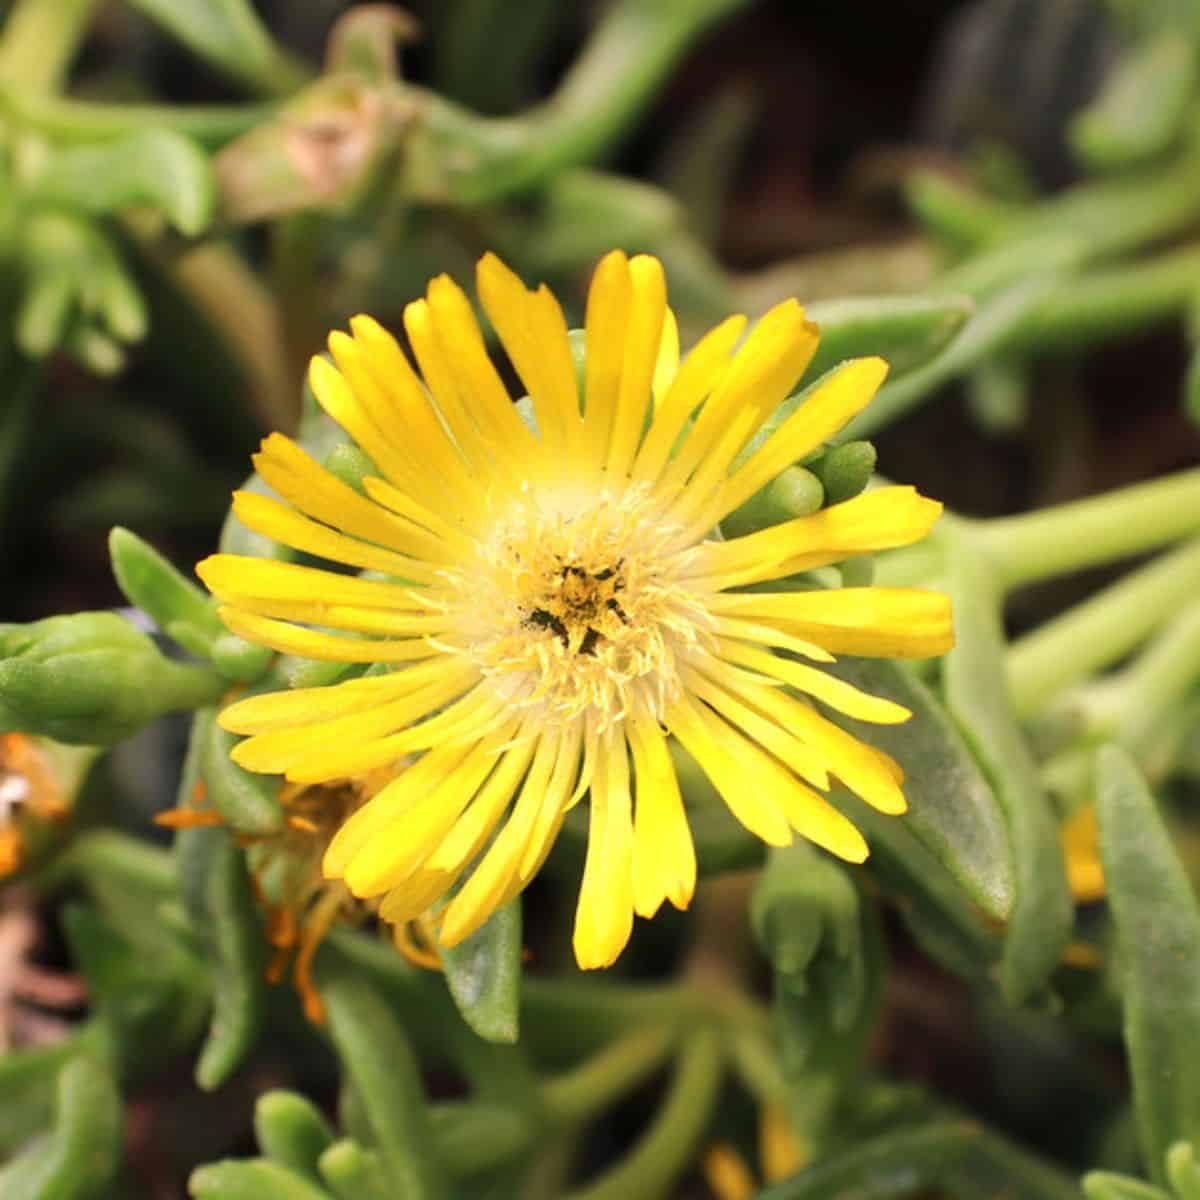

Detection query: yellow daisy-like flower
xmin=197 ymin=250 xmax=953 ymax=969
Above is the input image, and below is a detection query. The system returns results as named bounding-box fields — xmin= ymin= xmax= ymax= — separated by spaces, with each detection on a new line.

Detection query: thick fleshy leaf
xmin=1096 ymin=745 xmax=1200 ymax=1189
xmin=31 ymin=129 xmax=215 ymax=236
xmin=803 ymin=294 xmax=974 ymax=385
xmin=825 ymin=657 xmax=1013 ymax=921
xmin=439 ymin=900 xmax=522 ymax=1045
xmin=942 ymin=534 xmax=1072 ymax=1004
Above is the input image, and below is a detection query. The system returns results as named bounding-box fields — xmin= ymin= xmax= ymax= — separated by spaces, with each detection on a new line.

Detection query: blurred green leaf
xmin=1083 ymin=1172 xmax=1169 ymax=1200
xmin=319 ymin=957 xmax=450 ymax=1199
xmin=318 ymin=1140 xmax=391 ymax=1200
xmin=1071 ymin=34 xmax=1196 ymax=170
xmin=0 ymin=1057 xmax=122 ymax=1200
xmin=1096 ymin=746 xmax=1200 ymax=1188
xmin=123 ymin=0 xmax=307 ymax=96
xmin=803 ymin=294 xmax=974 ymax=384
xmin=31 ymin=130 xmax=215 ymax=236
xmin=757 ymin=1119 xmax=977 ymax=1198
xmin=255 ymin=1092 xmax=337 ymax=1187
xmin=189 ymin=1159 xmax=332 ymax=1200
xmin=942 ymin=534 xmax=1072 ymax=1003
xmin=439 ymin=900 xmax=522 ymax=1045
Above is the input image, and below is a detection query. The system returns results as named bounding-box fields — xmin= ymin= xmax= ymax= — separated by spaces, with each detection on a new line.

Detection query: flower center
xmin=448 ymin=487 xmax=715 ymax=728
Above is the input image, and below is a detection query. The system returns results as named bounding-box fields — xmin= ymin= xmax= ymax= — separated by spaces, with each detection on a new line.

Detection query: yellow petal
xmin=628 ymin=713 xmax=695 ymax=918
xmin=216 ymin=606 xmax=434 ymax=664
xmin=707 ymin=587 xmax=955 ymax=659
xmin=721 ymin=356 xmax=887 ymax=519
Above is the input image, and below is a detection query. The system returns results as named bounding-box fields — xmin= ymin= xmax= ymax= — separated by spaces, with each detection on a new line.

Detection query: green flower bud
xmin=0 ymin=613 xmax=227 ymax=745
xmin=720 ymin=466 xmax=824 ymax=539
xmin=812 ymin=440 xmax=877 ymax=506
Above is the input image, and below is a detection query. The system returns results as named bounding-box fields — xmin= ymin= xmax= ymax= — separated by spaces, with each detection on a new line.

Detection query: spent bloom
xmin=197 ymin=250 xmax=953 ymax=969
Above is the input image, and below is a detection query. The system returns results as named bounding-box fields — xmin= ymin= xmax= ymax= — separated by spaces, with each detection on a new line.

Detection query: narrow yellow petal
xmin=605 ymin=254 xmax=667 ymax=478
xmin=439 ymin=730 xmax=561 ymax=947
xmin=707 ymin=587 xmax=955 ymax=658
xmin=324 ymin=738 xmax=480 ymax=875
xmin=230 ymin=491 xmax=428 ymax=581
xmin=691 ymin=487 xmax=943 ymax=589
xmin=253 ymin=434 xmax=444 ymax=562
xmin=628 ymin=713 xmax=695 ymax=918
xmin=665 ymin=696 xmax=793 ymax=847
xmin=217 ymin=606 xmax=435 ymax=664
xmin=426 ymin=272 xmax=539 ymax=456
xmin=230 ymin=664 xmax=477 ymax=776
xmin=632 ymin=314 xmax=746 ymax=486
xmin=716 ymin=638 xmax=910 ymax=725
xmin=572 ymin=726 xmax=635 ymax=969
xmin=309 ymin=351 xmax=425 ymax=497
xmin=344 ymin=733 xmax=509 ymax=895
xmin=652 ymin=307 xmax=680 ymax=407
xmin=198 ymin=555 xmax=426 ymax=610
xmin=581 ymin=250 xmax=632 ymax=470
xmin=658 ymin=301 xmax=818 ymax=496
xmin=477 ymin=253 xmax=579 ymax=455
xmin=219 ymin=665 xmax=440 ymax=734
xmin=721 ymin=357 xmax=887 ymax=518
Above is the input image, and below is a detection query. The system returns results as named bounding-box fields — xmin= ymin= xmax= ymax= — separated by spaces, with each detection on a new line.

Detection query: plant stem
xmin=977 ymin=468 xmax=1200 ymax=591
xmin=0 ymin=0 xmax=96 ymax=93
xmin=1005 ymin=538 xmax=1200 ymax=716
xmin=563 ymin=1031 xmax=724 ymax=1200
xmin=542 ymin=1027 xmax=676 ymax=1127
xmin=428 ymin=0 xmax=753 ymax=204
xmin=1116 ymin=602 xmax=1200 ymax=751
xmin=1 ymin=92 xmax=272 ymax=147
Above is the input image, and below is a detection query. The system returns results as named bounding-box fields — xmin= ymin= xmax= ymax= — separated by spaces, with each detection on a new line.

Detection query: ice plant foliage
xmin=197 ymin=251 xmax=953 ymax=969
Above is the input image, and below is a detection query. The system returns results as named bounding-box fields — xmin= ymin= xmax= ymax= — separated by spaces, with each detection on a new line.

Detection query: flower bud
xmin=0 ymin=613 xmax=226 ymax=745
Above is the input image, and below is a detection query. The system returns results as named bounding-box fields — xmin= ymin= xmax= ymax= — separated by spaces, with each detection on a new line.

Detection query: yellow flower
xmin=197 ymin=250 xmax=953 ymax=969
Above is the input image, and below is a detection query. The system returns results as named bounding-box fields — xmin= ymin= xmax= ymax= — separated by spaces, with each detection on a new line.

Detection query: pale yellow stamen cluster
xmin=439 ymin=484 xmax=715 ymax=732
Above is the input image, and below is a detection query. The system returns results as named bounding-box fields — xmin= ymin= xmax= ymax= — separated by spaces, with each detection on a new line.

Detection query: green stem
xmin=1023 ymin=245 xmax=1200 ymax=355
xmin=541 ymin=1027 xmax=676 ymax=1127
xmin=1114 ymin=602 xmax=1200 ymax=751
xmin=0 ymin=92 xmax=273 ymax=147
xmin=977 ymin=468 xmax=1200 ymax=591
xmin=0 ymin=0 xmax=96 ymax=93
xmin=428 ymin=0 xmax=753 ymax=203
xmin=1005 ymin=538 xmax=1200 ymax=716
xmin=562 ymin=1031 xmax=724 ymax=1200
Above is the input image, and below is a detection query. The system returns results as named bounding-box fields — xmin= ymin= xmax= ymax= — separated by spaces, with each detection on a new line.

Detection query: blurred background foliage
xmin=5 ymin=0 xmax=1200 ymax=1197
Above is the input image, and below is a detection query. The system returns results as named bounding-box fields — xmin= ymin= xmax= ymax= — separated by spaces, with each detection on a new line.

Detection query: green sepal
xmin=0 ymin=1057 xmax=123 ymax=1200
xmin=1096 ymin=746 xmax=1200 ymax=1188
xmin=438 ymin=899 xmax=523 ymax=1045
xmin=30 ymin=129 xmax=215 ymax=236
xmin=720 ymin=466 xmax=823 ymax=539
xmin=0 ymin=613 xmax=226 ymax=745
